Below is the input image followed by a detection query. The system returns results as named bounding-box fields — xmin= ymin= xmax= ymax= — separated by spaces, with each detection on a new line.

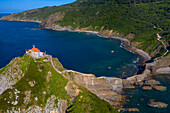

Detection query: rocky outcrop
xmin=65 ymin=81 xmax=81 ymax=97
xmin=142 ymin=79 xmax=167 ymax=91
xmin=126 ymin=108 xmax=139 ymax=112
xmin=126 ymin=69 xmax=151 ymax=86
xmin=63 ymin=68 xmax=152 ymax=109
xmin=0 ymin=58 xmax=23 ymax=95
xmin=63 ymin=70 xmax=124 ymax=108
xmin=152 ymin=54 xmax=170 ymax=75
xmin=153 ymin=86 xmax=167 ymax=91
xmin=144 ymin=79 xmax=161 ymax=86
xmin=40 ymin=12 xmax=65 ymax=29
xmin=142 ymin=86 xmax=152 ymax=90
xmin=148 ymin=101 xmax=168 ymax=108
xmin=44 ymin=95 xmax=58 ymax=113
xmin=156 ymin=67 xmax=170 ymax=75
xmin=58 ymin=100 xmax=67 ymax=113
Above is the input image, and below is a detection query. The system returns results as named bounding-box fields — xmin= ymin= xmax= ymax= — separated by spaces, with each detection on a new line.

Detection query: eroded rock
xmin=144 ymin=80 xmax=161 ymax=86
xmin=58 ymin=100 xmax=67 ymax=113
xmin=65 ymin=81 xmax=81 ymax=97
xmin=142 ymin=86 xmax=152 ymax=90
xmin=156 ymin=67 xmax=170 ymax=75
xmin=126 ymin=108 xmax=139 ymax=112
xmin=24 ymin=90 xmax=31 ymax=104
xmin=153 ymin=86 xmax=167 ymax=91
xmin=29 ymin=81 xmax=36 ymax=87
xmin=44 ymin=95 xmax=57 ymax=113
xmin=148 ymin=101 xmax=168 ymax=108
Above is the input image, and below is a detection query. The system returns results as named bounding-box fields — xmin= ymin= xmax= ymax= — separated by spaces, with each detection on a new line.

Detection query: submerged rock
xmin=144 ymin=79 xmax=161 ymax=86
xmin=142 ymin=86 xmax=152 ymax=90
xmin=148 ymin=101 xmax=168 ymax=108
xmin=126 ymin=108 xmax=139 ymax=112
xmin=153 ymin=86 xmax=167 ymax=91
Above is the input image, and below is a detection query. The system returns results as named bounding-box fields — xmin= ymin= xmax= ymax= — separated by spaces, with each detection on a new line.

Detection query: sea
xmin=0 ymin=13 xmax=169 ymax=113
xmin=0 ymin=13 xmax=140 ymax=78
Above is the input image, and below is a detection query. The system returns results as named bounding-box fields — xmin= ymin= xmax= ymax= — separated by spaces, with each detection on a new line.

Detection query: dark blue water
xmin=0 ymin=13 xmax=140 ymax=77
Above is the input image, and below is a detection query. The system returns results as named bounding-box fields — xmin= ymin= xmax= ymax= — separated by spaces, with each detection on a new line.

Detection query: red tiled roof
xmin=32 ymin=48 xmax=40 ymax=52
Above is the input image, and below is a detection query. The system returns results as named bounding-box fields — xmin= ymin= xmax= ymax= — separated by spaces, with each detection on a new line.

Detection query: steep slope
xmin=0 ymin=54 xmax=118 ymax=113
xmin=0 ymin=0 xmax=169 ymax=58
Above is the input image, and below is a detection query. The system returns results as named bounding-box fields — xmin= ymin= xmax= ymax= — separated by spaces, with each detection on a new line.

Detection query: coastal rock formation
xmin=142 ymin=86 xmax=152 ymax=90
xmin=152 ymin=54 xmax=170 ymax=75
xmin=63 ymin=67 xmax=152 ymax=109
xmin=63 ymin=70 xmax=124 ymax=108
xmin=153 ymin=86 xmax=167 ymax=91
xmin=148 ymin=101 xmax=168 ymax=108
xmin=65 ymin=81 xmax=81 ymax=97
xmin=40 ymin=12 xmax=65 ymax=29
xmin=58 ymin=100 xmax=67 ymax=113
xmin=144 ymin=79 xmax=161 ymax=86
xmin=156 ymin=67 xmax=170 ymax=75
xmin=126 ymin=108 xmax=139 ymax=112
xmin=0 ymin=57 xmax=23 ymax=95
xmin=126 ymin=69 xmax=151 ymax=86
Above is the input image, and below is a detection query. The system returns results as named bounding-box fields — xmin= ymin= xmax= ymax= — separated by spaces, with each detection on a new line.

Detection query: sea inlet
xmin=0 ymin=14 xmax=140 ymax=78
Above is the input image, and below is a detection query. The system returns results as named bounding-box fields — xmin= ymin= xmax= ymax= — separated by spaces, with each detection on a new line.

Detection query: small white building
xmin=26 ymin=45 xmax=44 ymax=58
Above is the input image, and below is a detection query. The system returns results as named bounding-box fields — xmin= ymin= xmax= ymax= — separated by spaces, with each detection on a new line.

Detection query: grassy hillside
xmin=1 ymin=0 xmax=169 ymax=57
xmin=0 ymin=54 xmax=118 ymax=113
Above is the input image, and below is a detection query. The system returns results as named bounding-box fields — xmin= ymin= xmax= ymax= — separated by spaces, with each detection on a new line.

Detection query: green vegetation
xmin=0 ymin=54 xmax=117 ymax=112
xmin=68 ymin=85 xmax=119 ymax=113
xmin=55 ymin=0 xmax=169 ymax=57
xmin=1 ymin=0 xmax=169 ymax=57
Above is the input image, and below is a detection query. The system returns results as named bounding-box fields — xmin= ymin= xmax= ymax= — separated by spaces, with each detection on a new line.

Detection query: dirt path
xmin=49 ymin=55 xmax=62 ymax=74
xmin=157 ymin=33 xmax=169 ymax=57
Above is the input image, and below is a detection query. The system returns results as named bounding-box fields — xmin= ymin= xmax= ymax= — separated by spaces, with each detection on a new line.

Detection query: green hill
xmin=0 ymin=0 xmax=169 ymax=57
xmin=0 ymin=54 xmax=118 ymax=113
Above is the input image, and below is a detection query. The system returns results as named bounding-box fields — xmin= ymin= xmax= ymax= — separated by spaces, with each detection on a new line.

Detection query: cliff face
xmin=0 ymin=54 xmax=118 ymax=113
xmin=40 ymin=12 xmax=65 ymax=28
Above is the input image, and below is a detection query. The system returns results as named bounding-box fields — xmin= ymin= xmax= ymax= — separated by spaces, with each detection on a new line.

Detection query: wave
xmin=133 ymin=57 xmax=139 ymax=63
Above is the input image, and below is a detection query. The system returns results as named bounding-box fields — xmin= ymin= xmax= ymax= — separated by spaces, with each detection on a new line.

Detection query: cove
xmin=0 ymin=13 xmax=140 ymax=78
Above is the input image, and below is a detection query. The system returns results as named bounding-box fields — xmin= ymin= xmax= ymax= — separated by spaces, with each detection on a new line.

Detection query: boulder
xmin=123 ymin=79 xmax=135 ymax=89
xmin=144 ymin=80 xmax=161 ymax=86
xmin=126 ymin=108 xmax=139 ymax=112
xmin=153 ymin=86 xmax=167 ymax=91
xmin=156 ymin=67 xmax=170 ymax=75
xmin=148 ymin=101 xmax=168 ymax=108
xmin=142 ymin=86 xmax=152 ymax=90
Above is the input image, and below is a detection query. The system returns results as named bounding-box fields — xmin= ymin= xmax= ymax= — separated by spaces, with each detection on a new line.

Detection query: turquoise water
xmin=0 ymin=13 xmax=139 ymax=77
